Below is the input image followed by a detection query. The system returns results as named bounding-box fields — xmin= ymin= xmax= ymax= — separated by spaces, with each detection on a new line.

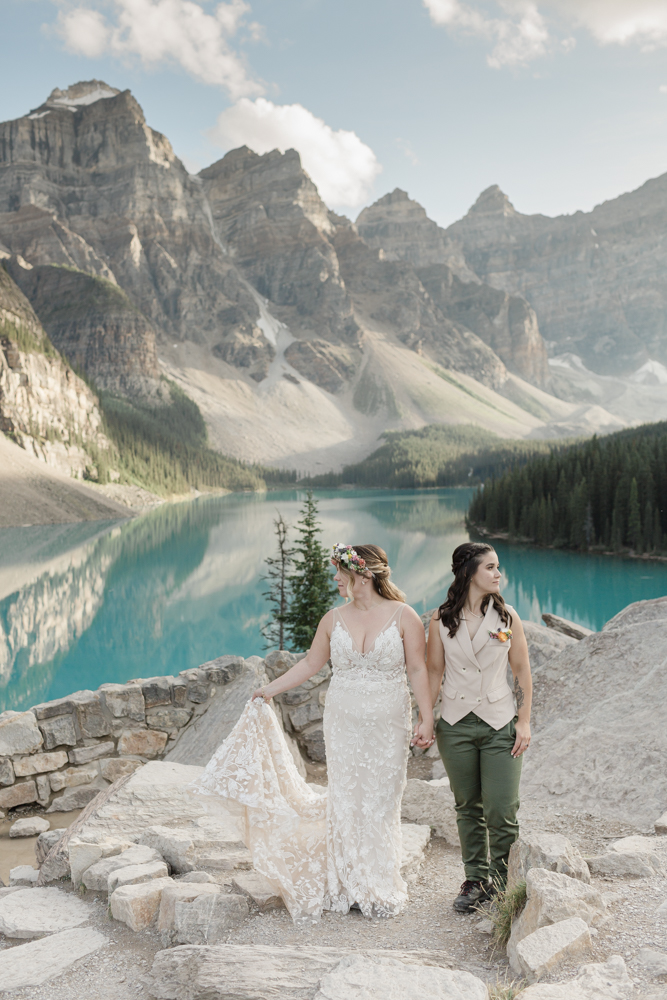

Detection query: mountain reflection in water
xmin=1 ymin=488 xmax=666 ymax=712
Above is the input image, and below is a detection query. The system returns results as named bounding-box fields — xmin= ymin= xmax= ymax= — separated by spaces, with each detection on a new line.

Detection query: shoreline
xmin=470 ymin=522 xmax=667 ymax=564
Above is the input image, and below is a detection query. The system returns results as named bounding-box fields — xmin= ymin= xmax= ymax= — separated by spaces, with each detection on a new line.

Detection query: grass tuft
xmin=488 ymin=976 xmax=525 ymax=1000
xmin=488 ymin=879 xmax=527 ymax=949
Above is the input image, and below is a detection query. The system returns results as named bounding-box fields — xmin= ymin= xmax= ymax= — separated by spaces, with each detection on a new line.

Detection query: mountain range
xmin=2 ymin=80 xmax=667 ymax=477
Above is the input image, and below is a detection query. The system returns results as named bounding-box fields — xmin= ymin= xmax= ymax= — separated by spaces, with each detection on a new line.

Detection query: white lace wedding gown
xmin=189 ymin=604 xmax=412 ymax=923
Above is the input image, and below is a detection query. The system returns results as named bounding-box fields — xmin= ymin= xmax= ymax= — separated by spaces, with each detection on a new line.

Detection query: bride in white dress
xmin=189 ymin=543 xmax=435 ymax=923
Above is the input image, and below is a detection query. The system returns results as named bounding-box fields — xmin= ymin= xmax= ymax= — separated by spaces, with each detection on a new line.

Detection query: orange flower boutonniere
xmin=488 ymin=629 xmax=512 ymax=643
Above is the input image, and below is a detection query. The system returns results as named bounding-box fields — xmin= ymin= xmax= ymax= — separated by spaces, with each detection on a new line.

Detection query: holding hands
xmin=411 ymin=717 xmax=435 ymax=749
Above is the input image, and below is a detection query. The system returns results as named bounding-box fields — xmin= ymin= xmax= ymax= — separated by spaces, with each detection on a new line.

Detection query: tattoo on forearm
xmin=513 ymin=677 xmax=525 ymax=709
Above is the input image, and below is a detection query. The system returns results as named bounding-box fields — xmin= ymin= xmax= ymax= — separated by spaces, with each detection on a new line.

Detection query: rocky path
xmin=4 ymin=797 xmax=667 ymax=1000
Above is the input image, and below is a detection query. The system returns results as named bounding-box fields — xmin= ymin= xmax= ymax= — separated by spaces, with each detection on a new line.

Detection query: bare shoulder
xmin=506 ymin=605 xmax=525 ymax=634
xmin=505 ymin=603 xmax=520 ymax=623
xmin=400 ymin=603 xmax=426 ymax=630
xmin=320 ymin=607 xmax=337 ymax=635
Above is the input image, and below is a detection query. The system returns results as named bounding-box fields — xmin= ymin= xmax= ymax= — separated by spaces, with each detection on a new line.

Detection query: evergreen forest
xmin=467 ymin=422 xmax=667 ymax=555
xmin=96 ymin=382 xmax=295 ymax=496
xmin=304 ymin=424 xmax=553 ymax=489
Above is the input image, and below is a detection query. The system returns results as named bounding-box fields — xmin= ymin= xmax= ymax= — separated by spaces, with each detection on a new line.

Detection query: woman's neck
xmin=351 ymin=593 xmax=385 ymax=612
xmin=464 ymin=589 xmax=486 ymax=617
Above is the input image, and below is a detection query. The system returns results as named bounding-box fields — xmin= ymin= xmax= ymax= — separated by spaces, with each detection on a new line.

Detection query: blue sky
xmin=2 ymin=0 xmax=667 ymax=225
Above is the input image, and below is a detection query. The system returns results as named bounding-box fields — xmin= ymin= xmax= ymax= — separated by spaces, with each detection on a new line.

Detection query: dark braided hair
xmin=436 ymin=542 xmax=512 ymax=638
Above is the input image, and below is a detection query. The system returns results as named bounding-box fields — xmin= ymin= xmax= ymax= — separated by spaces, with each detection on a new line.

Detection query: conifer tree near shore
xmin=283 ymin=491 xmax=338 ymax=651
xmin=261 ymin=513 xmax=293 ymax=651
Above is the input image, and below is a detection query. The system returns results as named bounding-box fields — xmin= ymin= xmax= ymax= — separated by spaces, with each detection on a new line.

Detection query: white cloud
xmin=424 ymin=0 xmax=548 ymax=67
xmin=548 ymin=1 xmax=667 ymax=47
xmin=424 ymin=0 xmax=667 ymax=67
xmin=59 ymin=7 xmax=109 ymax=56
xmin=209 ymin=98 xmax=382 ymax=208
xmin=58 ymin=0 xmax=261 ymax=98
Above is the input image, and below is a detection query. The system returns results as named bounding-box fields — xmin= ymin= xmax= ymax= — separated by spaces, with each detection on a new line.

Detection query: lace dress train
xmin=189 ymin=605 xmax=412 ymax=923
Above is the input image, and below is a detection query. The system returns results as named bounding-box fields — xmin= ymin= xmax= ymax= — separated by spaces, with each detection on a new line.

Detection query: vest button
xmin=460 ymin=695 xmax=465 ymax=700
xmin=476 ymin=698 xmax=481 ymax=702
xmin=462 ymin=667 xmax=466 ymax=672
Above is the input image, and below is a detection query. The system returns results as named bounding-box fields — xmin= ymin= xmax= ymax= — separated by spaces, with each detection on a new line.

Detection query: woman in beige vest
xmin=426 ymin=542 xmax=533 ymax=912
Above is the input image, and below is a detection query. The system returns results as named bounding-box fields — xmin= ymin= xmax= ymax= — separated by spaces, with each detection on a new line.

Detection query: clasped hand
xmin=411 ymin=719 xmax=435 ymax=748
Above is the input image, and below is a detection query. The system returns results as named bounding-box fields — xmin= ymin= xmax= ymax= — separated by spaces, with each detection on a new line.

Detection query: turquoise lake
xmin=1 ymin=487 xmax=666 ymax=713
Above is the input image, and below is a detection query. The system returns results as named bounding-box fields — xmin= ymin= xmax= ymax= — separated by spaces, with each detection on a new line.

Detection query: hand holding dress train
xmin=188 ymin=604 xmax=412 ymax=922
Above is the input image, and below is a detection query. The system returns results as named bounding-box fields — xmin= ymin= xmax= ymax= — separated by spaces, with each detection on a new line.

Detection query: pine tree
xmin=261 ymin=513 xmax=294 ymax=651
xmin=643 ymin=500 xmax=654 ymax=552
xmin=654 ymin=507 xmax=663 ymax=553
xmin=627 ymin=478 xmax=642 ymax=553
xmin=284 ymin=491 xmax=339 ymax=651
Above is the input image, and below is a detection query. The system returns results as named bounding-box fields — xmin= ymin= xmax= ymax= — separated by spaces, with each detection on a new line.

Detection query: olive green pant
xmin=436 ymin=712 xmax=522 ymax=885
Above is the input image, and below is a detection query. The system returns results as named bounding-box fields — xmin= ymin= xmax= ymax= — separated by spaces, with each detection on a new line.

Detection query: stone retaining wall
xmin=0 ymin=632 xmax=447 ymax=819
xmin=0 ymin=655 xmax=246 ymax=817
xmin=264 ymin=650 xmax=329 ymax=764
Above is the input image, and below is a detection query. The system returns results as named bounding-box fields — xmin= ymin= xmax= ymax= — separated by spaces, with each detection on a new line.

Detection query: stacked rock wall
xmin=264 ymin=650 xmax=329 ymax=764
xmin=0 ymin=655 xmax=245 ymax=817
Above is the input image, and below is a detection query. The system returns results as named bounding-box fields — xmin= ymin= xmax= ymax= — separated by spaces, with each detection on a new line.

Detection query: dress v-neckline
xmin=336 ymin=606 xmax=401 ymax=656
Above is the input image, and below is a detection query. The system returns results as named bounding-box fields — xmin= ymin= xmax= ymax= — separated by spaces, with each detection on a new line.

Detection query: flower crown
xmin=332 ymin=543 xmax=370 ymax=576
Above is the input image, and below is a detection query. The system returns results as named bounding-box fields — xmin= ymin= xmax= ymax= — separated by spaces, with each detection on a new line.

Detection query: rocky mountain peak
xmin=357 ymin=188 xmax=429 ymax=227
xmin=201 ymin=145 xmax=334 ymax=237
xmin=43 ymin=80 xmax=121 ymax=110
xmin=356 ymin=189 xmax=475 ymax=278
xmin=468 ymin=185 xmax=516 ymax=217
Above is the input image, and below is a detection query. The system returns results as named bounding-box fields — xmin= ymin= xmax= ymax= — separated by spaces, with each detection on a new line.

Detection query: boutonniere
xmin=488 ymin=629 xmax=512 ymax=643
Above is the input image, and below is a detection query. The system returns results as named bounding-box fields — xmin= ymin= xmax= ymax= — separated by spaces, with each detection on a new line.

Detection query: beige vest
xmin=439 ymin=602 xmax=515 ymax=730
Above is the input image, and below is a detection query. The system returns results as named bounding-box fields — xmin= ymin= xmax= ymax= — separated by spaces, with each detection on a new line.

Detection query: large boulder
xmin=165 ymin=658 xmax=266 ymax=767
xmin=166 ymin=892 xmax=249 ymax=945
xmin=0 ymin=710 xmax=43 ymax=755
xmin=521 ymin=617 xmax=667 ymax=828
xmin=313 ymin=954 xmax=489 ymax=999
xmin=157 ymin=882 xmax=223 ymax=939
xmin=9 ymin=817 xmax=50 ymax=838
xmin=515 ymin=955 xmax=632 ymax=999
xmin=82 ymin=845 xmax=163 ymax=891
xmin=401 ymin=779 xmax=459 ymax=845
xmin=587 ymin=834 xmax=666 ymax=878
xmin=76 ymin=760 xmax=207 ymax=841
xmin=400 ymin=824 xmax=433 ymax=882
xmin=110 ymin=877 xmax=174 ymax=931
xmin=139 ymin=815 xmax=246 ymax=874
xmin=107 ymin=860 xmax=169 ymax=892
xmin=541 ymin=614 xmax=593 ymax=641
xmin=507 ymin=869 xmax=606 ymax=971
xmin=35 ymin=828 xmax=65 ymax=865
xmin=508 ymin=832 xmax=590 ymax=886
xmin=512 ymin=917 xmax=592 ymax=983
xmin=523 ymin=622 xmax=577 ymax=670
xmin=231 ymin=871 xmax=284 ymax=911
xmin=147 ymin=945 xmax=473 ymax=1000
xmin=603 ymin=596 xmax=667 ymax=631
xmin=0 ymin=887 xmax=92 ymax=939
xmin=0 ymin=927 xmax=107 ymax=990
